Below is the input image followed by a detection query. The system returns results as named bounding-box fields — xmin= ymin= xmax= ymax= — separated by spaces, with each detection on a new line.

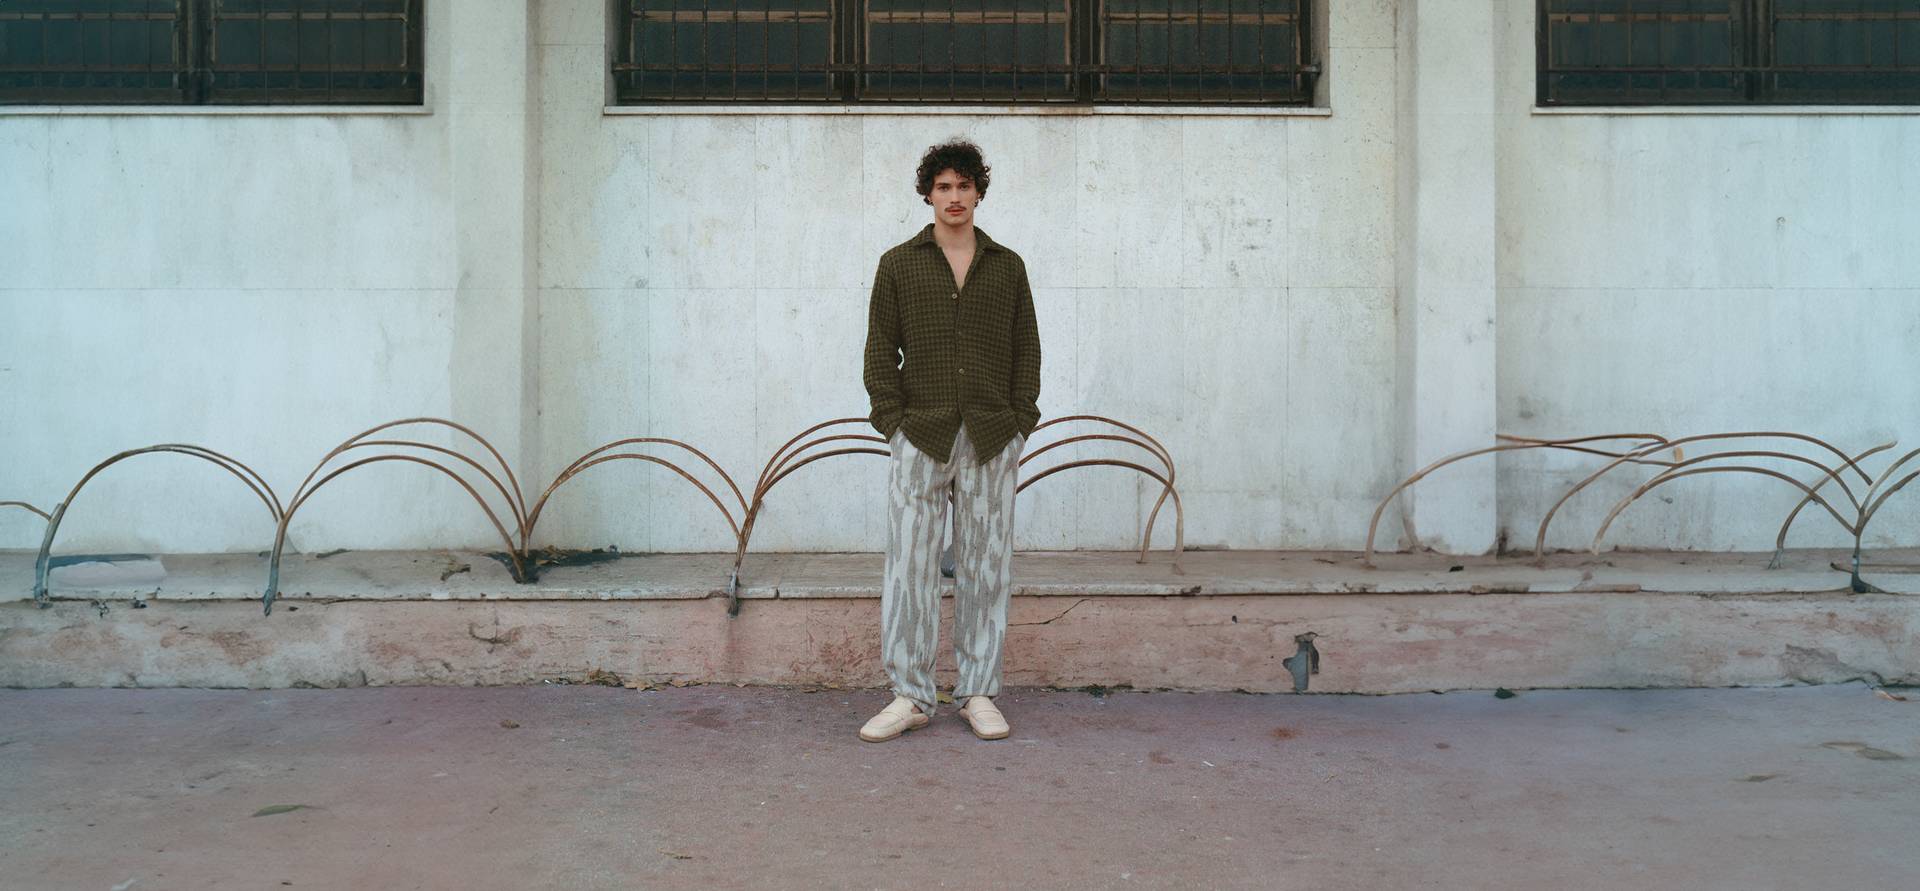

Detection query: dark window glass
xmin=1767 ymin=0 xmax=1920 ymax=102
xmin=0 ymin=0 xmax=184 ymax=103
xmin=1539 ymin=0 xmax=1920 ymax=104
xmin=615 ymin=0 xmax=1316 ymax=103
xmin=1102 ymin=0 xmax=1311 ymax=103
xmin=0 ymin=0 xmax=424 ymax=105
xmin=618 ymin=0 xmax=835 ymax=100
xmin=863 ymin=0 xmax=1073 ymax=101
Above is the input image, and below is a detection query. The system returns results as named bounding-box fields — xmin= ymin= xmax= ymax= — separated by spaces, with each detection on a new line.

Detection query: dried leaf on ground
xmin=251 ymin=804 xmax=316 ymax=818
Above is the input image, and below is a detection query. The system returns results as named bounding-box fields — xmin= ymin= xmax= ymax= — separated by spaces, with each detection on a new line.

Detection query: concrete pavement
xmin=1 ymin=684 xmax=1915 ymax=889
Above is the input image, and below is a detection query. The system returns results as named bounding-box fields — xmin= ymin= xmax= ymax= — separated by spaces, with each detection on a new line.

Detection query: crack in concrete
xmin=467 ymin=612 xmax=521 ymax=651
xmin=1012 ymin=598 xmax=1090 ymax=627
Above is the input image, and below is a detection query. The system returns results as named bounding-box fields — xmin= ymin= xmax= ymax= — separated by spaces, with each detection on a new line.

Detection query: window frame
xmin=0 ymin=0 xmax=427 ymax=107
xmin=610 ymin=0 xmax=1320 ymax=106
xmin=1536 ymin=0 xmax=1920 ymax=107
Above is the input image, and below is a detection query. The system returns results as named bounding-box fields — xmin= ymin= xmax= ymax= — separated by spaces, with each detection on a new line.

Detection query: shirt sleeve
xmin=1009 ymin=260 xmax=1042 ymax=436
xmin=863 ymin=257 xmax=906 ymax=438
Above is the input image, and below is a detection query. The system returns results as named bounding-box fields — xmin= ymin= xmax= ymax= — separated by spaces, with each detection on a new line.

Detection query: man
xmin=859 ymin=140 xmax=1042 ymax=743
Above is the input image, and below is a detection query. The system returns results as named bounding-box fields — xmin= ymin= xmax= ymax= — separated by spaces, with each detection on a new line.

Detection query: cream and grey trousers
xmin=882 ymin=422 xmax=1025 ymax=716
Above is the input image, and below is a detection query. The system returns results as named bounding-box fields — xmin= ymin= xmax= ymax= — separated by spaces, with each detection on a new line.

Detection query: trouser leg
xmin=880 ymin=427 xmax=954 ymax=715
xmin=951 ymin=426 xmax=1024 ymax=701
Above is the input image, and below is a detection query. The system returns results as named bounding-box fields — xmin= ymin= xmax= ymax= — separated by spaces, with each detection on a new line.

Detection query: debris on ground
xmin=485 ymin=546 xmax=624 ymax=582
xmin=1494 ymin=688 xmax=1517 ymax=699
xmin=499 ymin=719 xmax=520 ymax=729
xmin=251 ymin=804 xmax=317 ymax=818
xmin=582 ymin=668 xmax=624 ymax=687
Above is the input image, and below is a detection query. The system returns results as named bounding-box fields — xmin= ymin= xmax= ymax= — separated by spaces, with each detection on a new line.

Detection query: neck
xmin=932 ymin=217 xmax=975 ymax=249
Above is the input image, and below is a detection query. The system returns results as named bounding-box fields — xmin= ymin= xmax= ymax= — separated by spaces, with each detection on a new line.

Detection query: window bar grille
xmin=1222 ymin=0 xmax=1232 ymax=102
xmin=611 ymin=0 xmax=1308 ymax=103
xmin=1013 ymin=0 xmax=1029 ymax=95
xmin=1125 ymin=0 xmax=1134 ymax=94
xmin=359 ymin=0 xmax=368 ymax=95
xmin=1256 ymin=0 xmax=1266 ymax=98
xmin=292 ymin=0 xmax=304 ymax=102
xmin=977 ymin=0 xmax=985 ymax=96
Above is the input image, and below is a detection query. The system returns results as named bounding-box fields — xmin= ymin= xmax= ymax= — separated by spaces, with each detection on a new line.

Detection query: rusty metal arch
xmin=263 ymin=453 xmax=523 ymax=614
xmin=1018 ymin=434 xmax=1184 ymax=569
xmin=1018 ymin=459 xmax=1186 ymax=572
xmin=261 ymin=418 xmax=542 ymax=613
xmin=1363 ymin=433 xmax=1673 ymax=567
xmin=1532 ymin=432 xmax=1880 ymax=561
xmin=1591 ymin=466 xmax=1858 ymax=556
xmin=727 ymin=415 xmax=1188 ymax=614
xmin=295 ymin=418 xmax=531 ymax=545
xmin=1857 ymin=447 xmax=1920 ymax=526
xmin=1769 ymin=442 xmax=1900 ymax=568
xmin=32 ymin=445 xmax=281 ymax=606
xmin=531 ymin=437 xmax=748 ymax=538
xmin=1840 ymin=448 xmax=1920 ymax=592
xmin=2 ymin=501 xmax=52 ymax=521
xmin=338 ymin=439 xmax=531 ymax=547
xmin=731 ymin=418 xmax=890 ymax=616
xmin=528 ymin=440 xmax=749 ymax=588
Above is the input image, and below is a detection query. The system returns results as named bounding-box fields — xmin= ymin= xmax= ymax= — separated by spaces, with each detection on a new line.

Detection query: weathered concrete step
xmin=3 ymin=547 xmax=1913 ymax=692
xmin=7 ymin=547 xmax=1917 ymax=603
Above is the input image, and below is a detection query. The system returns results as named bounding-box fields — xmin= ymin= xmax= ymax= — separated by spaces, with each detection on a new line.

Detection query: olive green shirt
xmin=863 ymin=224 xmax=1042 ymax=466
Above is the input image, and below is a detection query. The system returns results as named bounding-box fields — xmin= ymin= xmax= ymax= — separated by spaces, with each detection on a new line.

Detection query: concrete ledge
xmin=2 ymin=549 xmax=1914 ymax=692
xmin=7 ymin=548 xmax=1915 ymax=604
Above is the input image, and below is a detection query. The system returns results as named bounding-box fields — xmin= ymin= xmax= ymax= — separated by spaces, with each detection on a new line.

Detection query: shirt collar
xmin=911 ymin=223 xmax=1004 ymax=252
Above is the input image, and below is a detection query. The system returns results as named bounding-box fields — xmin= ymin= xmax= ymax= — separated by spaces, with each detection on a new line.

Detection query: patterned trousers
xmin=882 ymin=422 xmax=1025 ymax=715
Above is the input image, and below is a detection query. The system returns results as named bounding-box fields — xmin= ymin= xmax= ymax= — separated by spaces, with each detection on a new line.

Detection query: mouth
xmin=946 ymin=207 xmax=965 ymax=214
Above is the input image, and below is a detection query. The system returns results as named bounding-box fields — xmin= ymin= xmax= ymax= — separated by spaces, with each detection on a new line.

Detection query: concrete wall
xmin=1490 ymin=0 xmax=1920 ymax=552
xmin=0 ymin=2 xmax=537 ymax=556
xmin=530 ymin=0 xmax=1398 ymax=553
xmin=3 ymin=0 xmax=1914 ymax=558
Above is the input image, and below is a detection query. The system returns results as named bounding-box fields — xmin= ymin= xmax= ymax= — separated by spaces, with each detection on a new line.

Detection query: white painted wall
xmin=3 ymin=0 xmax=1913 ymax=558
xmin=530 ymin=0 xmax=1397 ymax=554
xmin=1491 ymin=0 xmax=1920 ymax=552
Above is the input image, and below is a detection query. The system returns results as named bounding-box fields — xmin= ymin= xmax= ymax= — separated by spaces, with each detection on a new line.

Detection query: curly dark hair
xmin=915 ymin=140 xmax=991 ymax=205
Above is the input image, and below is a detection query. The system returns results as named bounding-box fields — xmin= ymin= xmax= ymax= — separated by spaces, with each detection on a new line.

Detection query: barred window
xmin=613 ymin=0 xmax=1317 ymax=104
xmin=0 ymin=1 xmax=425 ymax=105
xmin=1538 ymin=0 xmax=1920 ymax=105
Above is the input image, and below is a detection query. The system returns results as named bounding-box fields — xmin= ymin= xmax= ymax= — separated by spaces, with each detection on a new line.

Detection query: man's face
xmin=927 ymin=168 xmax=979 ymax=228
